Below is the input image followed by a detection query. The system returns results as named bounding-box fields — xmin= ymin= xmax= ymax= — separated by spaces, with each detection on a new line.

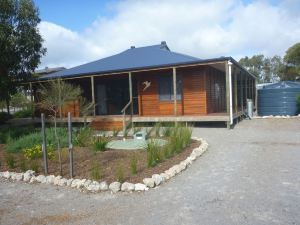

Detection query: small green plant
xmin=23 ymin=144 xmax=55 ymax=160
xmin=112 ymin=128 xmax=120 ymax=137
xmin=74 ymin=126 xmax=93 ymax=147
xmin=6 ymin=154 xmax=16 ymax=169
xmin=92 ymin=137 xmax=108 ymax=152
xmin=145 ymin=127 xmax=154 ymax=139
xmin=116 ymin=164 xmax=125 ymax=182
xmin=30 ymin=161 xmax=39 ymax=173
xmin=13 ymin=107 xmax=34 ymax=118
xmin=130 ymin=154 xmax=138 ymax=175
xmin=154 ymin=122 xmax=161 ymax=137
xmin=162 ymin=124 xmax=173 ymax=137
xmin=145 ymin=140 xmax=162 ymax=167
xmin=90 ymin=163 xmax=102 ymax=180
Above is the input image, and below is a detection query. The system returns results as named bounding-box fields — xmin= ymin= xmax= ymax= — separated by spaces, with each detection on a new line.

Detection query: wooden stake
xmin=41 ymin=113 xmax=48 ymax=174
xmin=68 ymin=112 xmax=74 ymax=178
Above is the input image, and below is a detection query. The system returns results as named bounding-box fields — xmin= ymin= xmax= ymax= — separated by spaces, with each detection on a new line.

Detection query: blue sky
xmin=34 ymin=0 xmax=300 ymax=69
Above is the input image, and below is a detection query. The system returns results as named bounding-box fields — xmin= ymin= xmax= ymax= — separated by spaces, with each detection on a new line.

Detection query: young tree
xmin=78 ymin=97 xmax=95 ymax=127
xmin=38 ymin=79 xmax=82 ymax=175
xmin=0 ymin=0 xmax=46 ymax=114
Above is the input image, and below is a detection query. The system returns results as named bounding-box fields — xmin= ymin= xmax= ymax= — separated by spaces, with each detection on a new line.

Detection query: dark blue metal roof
xmin=41 ymin=42 xmax=200 ymax=80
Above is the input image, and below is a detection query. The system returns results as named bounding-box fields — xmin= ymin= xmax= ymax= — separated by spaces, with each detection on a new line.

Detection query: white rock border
xmin=253 ymin=114 xmax=300 ymax=119
xmin=0 ymin=137 xmax=208 ymax=193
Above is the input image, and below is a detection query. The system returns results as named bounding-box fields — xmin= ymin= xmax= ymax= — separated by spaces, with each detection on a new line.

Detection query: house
xmin=29 ymin=41 xmax=256 ymax=130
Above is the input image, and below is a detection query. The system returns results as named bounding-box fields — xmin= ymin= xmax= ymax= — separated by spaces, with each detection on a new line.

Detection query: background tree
xmin=283 ymin=43 xmax=300 ymax=81
xmin=38 ymin=79 xmax=82 ymax=175
xmin=0 ymin=0 xmax=46 ymax=114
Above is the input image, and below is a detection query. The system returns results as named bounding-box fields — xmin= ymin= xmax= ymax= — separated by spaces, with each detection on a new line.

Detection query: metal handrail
xmin=121 ymin=100 xmax=132 ymax=113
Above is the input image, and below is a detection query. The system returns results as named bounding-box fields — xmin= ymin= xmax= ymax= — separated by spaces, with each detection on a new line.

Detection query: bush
xmin=0 ymin=112 xmax=13 ymax=124
xmin=92 ymin=137 xmax=109 ymax=152
xmin=112 ymin=128 xmax=120 ymax=137
xmin=23 ymin=144 xmax=55 ymax=160
xmin=74 ymin=126 xmax=93 ymax=147
xmin=13 ymin=108 xmax=33 ymax=118
xmin=90 ymin=163 xmax=102 ymax=180
xmin=6 ymin=154 xmax=16 ymax=169
xmin=130 ymin=154 xmax=138 ymax=175
xmin=6 ymin=127 xmax=69 ymax=153
xmin=154 ymin=122 xmax=161 ymax=137
xmin=145 ymin=140 xmax=162 ymax=168
xmin=116 ymin=165 xmax=125 ymax=183
xmin=0 ymin=125 xmax=36 ymax=144
xmin=19 ymin=156 xmax=27 ymax=172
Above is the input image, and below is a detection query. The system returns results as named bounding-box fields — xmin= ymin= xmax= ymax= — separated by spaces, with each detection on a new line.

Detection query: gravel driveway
xmin=1 ymin=119 xmax=300 ymax=225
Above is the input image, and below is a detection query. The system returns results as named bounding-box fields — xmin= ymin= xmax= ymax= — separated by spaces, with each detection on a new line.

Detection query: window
xmin=158 ymin=75 xmax=182 ymax=101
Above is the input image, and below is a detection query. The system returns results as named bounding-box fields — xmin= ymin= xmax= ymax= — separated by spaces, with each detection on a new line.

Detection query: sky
xmin=33 ymin=0 xmax=300 ymax=69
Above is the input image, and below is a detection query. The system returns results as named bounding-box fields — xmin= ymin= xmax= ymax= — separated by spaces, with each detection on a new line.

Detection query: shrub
xmin=23 ymin=144 xmax=55 ymax=160
xmin=162 ymin=124 xmax=173 ymax=137
xmin=116 ymin=165 xmax=125 ymax=183
xmin=133 ymin=126 xmax=141 ymax=134
xmin=145 ymin=127 xmax=153 ymax=139
xmin=145 ymin=140 xmax=162 ymax=167
xmin=6 ymin=154 xmax=16 ymax=169
xmin=13 ymin=108 xmax=33 ymax=118
xmin=74 ymin=126 xmax=93 ymax=147
xmin=90 ymin=163 xmax=102 ymax=180
xmin=92 ymin=137 xmax=109 ymax=152
xmin=130 ymin=154 xmax=138 ymax=175
xmin=6 ymin=127 xmax=68 ymax=153
xmin=0 ymin=125 xmax=36 ymax=144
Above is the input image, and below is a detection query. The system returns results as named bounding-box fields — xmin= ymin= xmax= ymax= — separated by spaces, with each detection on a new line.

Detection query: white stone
xmin=29 ymin=176 xmax=37 ymax=183
xmin=152 ymin=174 xmax=163 ymax=186
xmin=109 ymin=182 xmax=121 ymax=193
xmin=121 ymin=182 xmax=135 ymax=192
xmin=3 ymin=171 xmax=11 ymax=179
xmin=71 ymin=179 xmax=81 ymax=188
xmin=14 ymin=173 xmax=23 ymax=181
xmin=23 ymin=170 xmax=35 ymax=182
xmin=36 ymin=175 xmax=47 ymax=183
xmin=58 ymin=178 xmax=67 ymax=186
xmin=53 ymin=176 xmax=62 ymax=185
xmin=66 ymin=179 xmax=73 ymax=187
xmin=10 ymin=172 xmax=17 ymax=180
xmin=83 ymin=180 xmax=92 ymax=189
xmin=179 ymin=161 xmax=187 ymax=170
xmin=87 ymin=181 xmax=100 ymax=192
xmin=143 ymin=178 xmax=155 ymax=188
xmin=160 ymin=173 xmax=169 ymax=181
xmin=99 ymin=181 xmax=108 ymax=191
xmin=46 ymin=175 xmax=55 ymax=184
xmin=134 ymin=183 xmax=148 ymax=191
xmin=165 ymin=168 xmax=176 ymax=178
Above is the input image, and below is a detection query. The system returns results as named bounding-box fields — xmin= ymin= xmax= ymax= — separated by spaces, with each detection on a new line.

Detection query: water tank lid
xmin=263 ymin=81 xmax=300 ymax=89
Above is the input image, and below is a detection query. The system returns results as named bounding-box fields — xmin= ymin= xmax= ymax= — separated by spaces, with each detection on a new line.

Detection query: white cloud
xmin=38 ymin=0 xmax=300 ymax=69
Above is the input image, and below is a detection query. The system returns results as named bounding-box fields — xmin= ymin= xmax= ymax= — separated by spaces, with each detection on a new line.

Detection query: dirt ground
xmin=0 ymin=140 xmax=199 ymax=183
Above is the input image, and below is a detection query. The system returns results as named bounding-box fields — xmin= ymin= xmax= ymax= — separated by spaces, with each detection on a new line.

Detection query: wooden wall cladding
xmin=61 ymin=100 xmax=80 ymax=117
xmin=205 ymin=66 xmax=226 ymax=113
xmin=90 ymin=120 xmax=123 ymax=131
xmin=179 ymin=66 xmax=207 ymax=115
xmin=137 ymin=70 xmax=183 ymax=116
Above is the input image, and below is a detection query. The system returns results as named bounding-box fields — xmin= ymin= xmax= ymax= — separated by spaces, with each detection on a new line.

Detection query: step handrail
xmin=121 ymin=100 xmax=133 ymax=136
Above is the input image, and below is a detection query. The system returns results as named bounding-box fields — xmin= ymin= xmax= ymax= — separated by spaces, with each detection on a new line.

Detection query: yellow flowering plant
xmin=23 ymin=144 xmax=55 ymax=160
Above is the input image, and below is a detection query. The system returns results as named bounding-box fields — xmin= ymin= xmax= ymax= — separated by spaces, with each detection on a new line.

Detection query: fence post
xmin=41 ymin=113 xmax=48 ymax=174
xmin=68 ymin=112 xmax=74 ymax=178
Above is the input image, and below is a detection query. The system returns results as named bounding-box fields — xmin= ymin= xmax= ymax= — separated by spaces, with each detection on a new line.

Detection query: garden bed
xmin=0 ymin=140 xmax=200 ymax=184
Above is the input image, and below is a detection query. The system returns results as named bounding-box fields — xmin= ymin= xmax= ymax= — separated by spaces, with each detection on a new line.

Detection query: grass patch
xmin=92 ymin=137 xmax=109 ymax=152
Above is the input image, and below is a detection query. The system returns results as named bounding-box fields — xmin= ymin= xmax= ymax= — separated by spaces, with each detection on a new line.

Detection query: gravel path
xmin=1 ymin=119 xmax=300 ymax=225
